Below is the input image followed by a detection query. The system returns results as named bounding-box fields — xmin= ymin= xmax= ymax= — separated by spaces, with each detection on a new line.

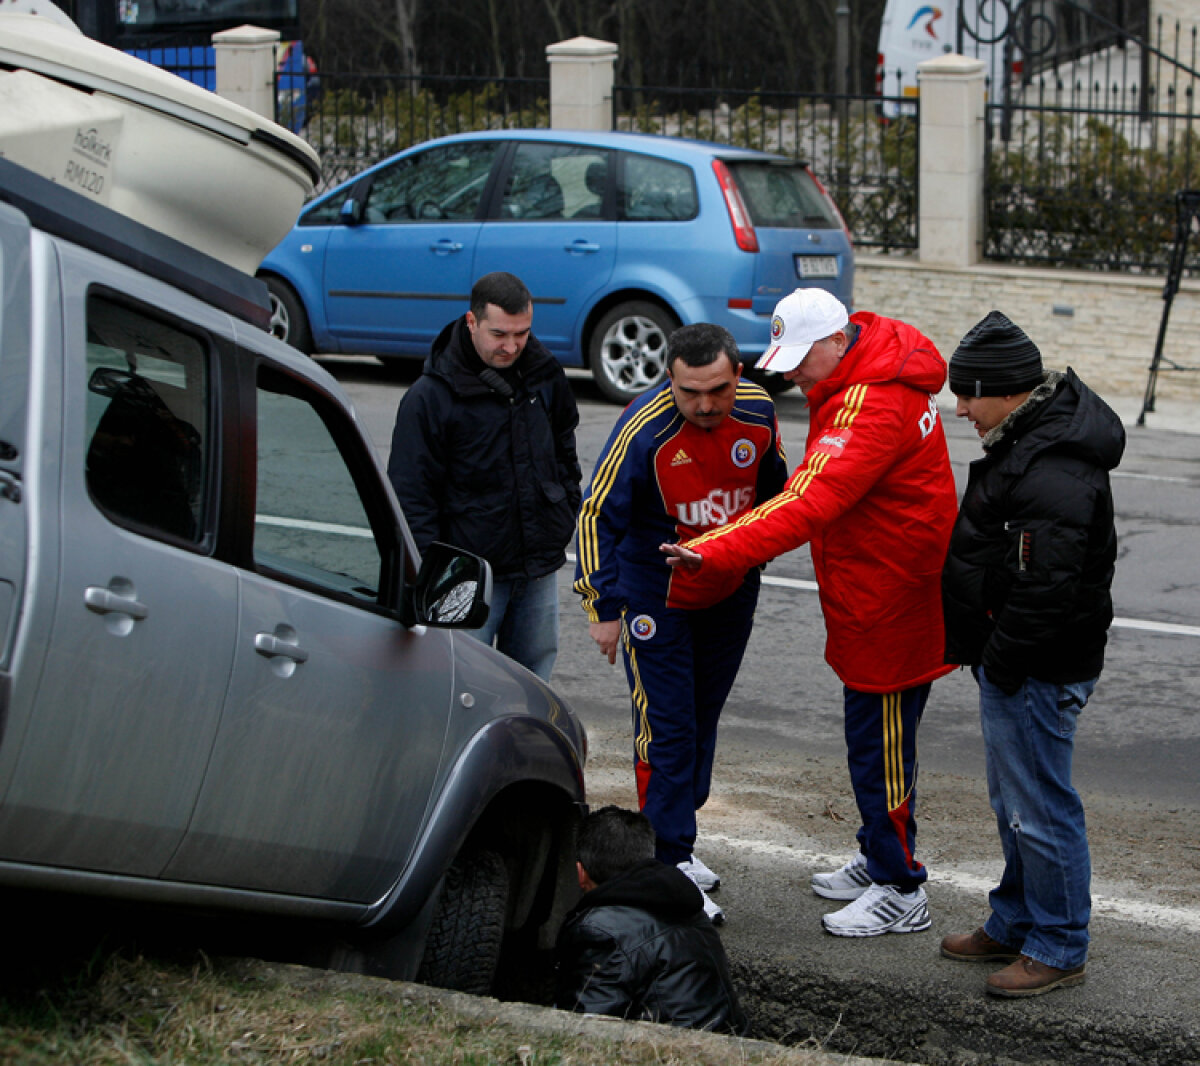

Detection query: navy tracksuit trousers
xmin=620 ymin=573 xmax=759 ymax=865
xmin=843 ymin=682 xmax=931 ymax=892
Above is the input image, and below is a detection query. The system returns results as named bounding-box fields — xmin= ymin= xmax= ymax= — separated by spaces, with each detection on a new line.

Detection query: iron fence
xmin=611 ymin=84 xmax=919 ymax=251
xmin=986 ymin=84 xmax=1199 ymax=273
xmin=963 ymin=0 xmax=1200 ymax=274
xmin=287 ymin=72 xmax=549 ymax=194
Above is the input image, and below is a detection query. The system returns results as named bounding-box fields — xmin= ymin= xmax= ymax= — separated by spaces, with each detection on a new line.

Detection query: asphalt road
xmin=330 ymin=355 xmax=1200 ymax=1065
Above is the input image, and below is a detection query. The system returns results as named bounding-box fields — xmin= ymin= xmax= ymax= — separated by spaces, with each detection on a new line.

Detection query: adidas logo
xmin=671 ymin=449 xmax=692 ymax=466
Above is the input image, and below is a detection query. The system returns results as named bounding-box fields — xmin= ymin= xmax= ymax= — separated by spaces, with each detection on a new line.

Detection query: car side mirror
xmin=339 ymin=198 xmax=363 ymax=226
xmin=402 ymin=541 xmax=491 ymax=629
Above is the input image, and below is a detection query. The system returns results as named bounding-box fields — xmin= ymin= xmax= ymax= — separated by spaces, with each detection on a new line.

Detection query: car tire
xmin=417 ymin=850 xmax=509 ymax=996
xmin=742 ymin=366 xmax=795 ymax=396
xmin=264 ymin=275 xmax=314 ymax=355
xmin=588 ymin=301 xmax=678 ymax=405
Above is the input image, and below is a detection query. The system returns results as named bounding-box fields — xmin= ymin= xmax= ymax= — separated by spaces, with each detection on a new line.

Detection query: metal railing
xmin=986 ymin=82 xmax=1199 ymax=273
xmin=288 ymin=72 xmax=549 ymax=194
xmin=611 ymin=84 xmax=919 ymax=251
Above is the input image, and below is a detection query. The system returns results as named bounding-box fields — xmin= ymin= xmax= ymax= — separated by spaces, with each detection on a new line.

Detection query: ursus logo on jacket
xmin=675 ymin=486 xmax=755 ymax=528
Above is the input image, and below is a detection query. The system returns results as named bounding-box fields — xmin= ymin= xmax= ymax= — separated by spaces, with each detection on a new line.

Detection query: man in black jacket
xmin=387 ymin=272 xmax=581 ymax=680
xmin=555 ymin=806 xmax=746 ymax=1033
xmin=939 ymin=311 xmax=1125 ymax=998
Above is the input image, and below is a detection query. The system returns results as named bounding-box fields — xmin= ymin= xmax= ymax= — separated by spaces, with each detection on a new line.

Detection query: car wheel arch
xmin=351 ymin=716 xmax=584 ymax=984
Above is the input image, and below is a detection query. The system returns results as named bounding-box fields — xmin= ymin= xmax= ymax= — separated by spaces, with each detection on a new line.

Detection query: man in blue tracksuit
xmin=574 ymin=323 xmax=788 ymax=922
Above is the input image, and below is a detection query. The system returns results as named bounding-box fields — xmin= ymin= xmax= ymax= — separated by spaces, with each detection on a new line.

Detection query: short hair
xmin=666 ymin=322 xmax=740 ymax=372
xmin=576 ymin=805 xmax=655 ymax=885
xmin=470 ymin=272 xmax=532 ymax=319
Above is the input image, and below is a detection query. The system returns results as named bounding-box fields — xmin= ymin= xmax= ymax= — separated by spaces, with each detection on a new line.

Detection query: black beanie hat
xmin=949 ymin=311 xmax=1044 ymax=397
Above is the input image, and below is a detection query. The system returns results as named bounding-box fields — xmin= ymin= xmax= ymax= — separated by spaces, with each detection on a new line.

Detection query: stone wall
xmin=855 ymin=255 xmax=1200 ymax=409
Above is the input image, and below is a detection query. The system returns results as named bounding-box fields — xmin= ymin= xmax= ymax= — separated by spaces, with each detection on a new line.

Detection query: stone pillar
xmin=546 ymin=37 xmax=618 ymax=131
xmin=916 ymin=54 xmax=987 ymax=267
xmin=213 ymin=24 xmax=279 ymax=121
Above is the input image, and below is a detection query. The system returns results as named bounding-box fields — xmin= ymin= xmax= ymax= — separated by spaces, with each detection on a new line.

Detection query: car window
xmin=254 ymin=369 xmax=383 ymax=602
xmin=361 ymin=141 xmax=501 ymax=223
xmin=299 ymin=188 xmax=351 ymax=226
xmin=725 ymin=161 xmax=841 ymax=229
xmin=618 ymin=152 xmax=698 ymax=221
xmin=500 ymin=142 xmax=610 ymax=220
xmin=84 ymin=294 xmax=209 ymax=544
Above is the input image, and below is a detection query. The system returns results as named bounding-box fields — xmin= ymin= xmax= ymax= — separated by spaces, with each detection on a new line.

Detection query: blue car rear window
xmin=726 ymin=162 xmax=840 ymax=229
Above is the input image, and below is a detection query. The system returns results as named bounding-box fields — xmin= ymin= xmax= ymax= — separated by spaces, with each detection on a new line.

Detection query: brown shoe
xmin=940 ymin=927 xmax=1021 ymax=963
xmin=986 ymin=955 xmax=1086 ymax=997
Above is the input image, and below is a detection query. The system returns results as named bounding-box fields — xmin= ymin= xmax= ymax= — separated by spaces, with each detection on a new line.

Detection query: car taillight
xmin=712 ymin=159 xmax=759 ymax=253
xmin=808 ymin=167 xmax=853 ymax=244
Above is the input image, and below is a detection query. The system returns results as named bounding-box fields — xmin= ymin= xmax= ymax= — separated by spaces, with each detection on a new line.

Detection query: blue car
xmin=259 ymin=129 xmax=855 ymax=403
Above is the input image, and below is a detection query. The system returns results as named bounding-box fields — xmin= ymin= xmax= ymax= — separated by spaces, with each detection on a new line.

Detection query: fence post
xmin=212 ymin=24 xmax=279 ymax=121
xmin=916 ymin=54 xmax=986 ymax=267
xmin=546 ymin=37 xmax=618 ymax=131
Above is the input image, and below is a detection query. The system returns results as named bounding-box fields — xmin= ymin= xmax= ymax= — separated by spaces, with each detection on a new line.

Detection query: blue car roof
xmin=320 ymin=129 xmax=805 ymax=199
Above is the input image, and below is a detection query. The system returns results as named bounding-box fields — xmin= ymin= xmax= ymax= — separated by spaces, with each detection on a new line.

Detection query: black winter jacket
xmin=554 ymin=859 xmax=747 ymax=1034
xmin=387 ymin=317 xmax=582 ymax=580
xmin=942 ymin=369 xmax=1125 ymax=692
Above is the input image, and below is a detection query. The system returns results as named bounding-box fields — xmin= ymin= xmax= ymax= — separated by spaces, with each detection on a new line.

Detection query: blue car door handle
xmin=430 ymin=239 xmax=464 ymax=255
xmin=565 ymin=240 xmax=601 ymax=254
xmin=255 ymin=631 xmax=310 ymax=664
xmin=84 ymin=584 xmax=149 ymax=620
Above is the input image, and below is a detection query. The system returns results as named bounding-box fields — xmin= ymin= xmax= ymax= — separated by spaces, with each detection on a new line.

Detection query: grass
xmin=0 ymin=950 xmax=845 ymax=1066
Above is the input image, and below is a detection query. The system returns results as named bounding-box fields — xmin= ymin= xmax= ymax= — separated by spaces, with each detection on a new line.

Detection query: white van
xmin=876 ymin=0 xmax=1015 ymax=116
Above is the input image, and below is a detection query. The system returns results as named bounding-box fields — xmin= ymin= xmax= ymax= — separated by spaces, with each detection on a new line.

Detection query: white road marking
xmin=566 ymin=556 xmax=1200 ymax=638
xmin=256 ymin=514 xmax=373 ymax=538
xmin=702 ymin=832 xmax=1200 ymax=934
xmin=1113 ymin=471 xmax=1195 ymax=484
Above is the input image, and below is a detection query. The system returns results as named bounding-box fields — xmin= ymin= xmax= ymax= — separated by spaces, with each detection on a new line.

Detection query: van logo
xmin=906 ymin=5 xmax=943 ymax=38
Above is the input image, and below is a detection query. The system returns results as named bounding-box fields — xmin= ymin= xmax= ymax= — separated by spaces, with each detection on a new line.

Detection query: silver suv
xmin=0 ymin=155 xmax=586 ymax=995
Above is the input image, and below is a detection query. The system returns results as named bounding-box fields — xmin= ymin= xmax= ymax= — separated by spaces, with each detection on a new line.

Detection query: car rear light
xmin=808 ymin=168 xmax=853 ymax=244
xmin=713 ymin=159 xmax=759 ymax=253
xmin=727 ymin=298 xmax=753 ymax=309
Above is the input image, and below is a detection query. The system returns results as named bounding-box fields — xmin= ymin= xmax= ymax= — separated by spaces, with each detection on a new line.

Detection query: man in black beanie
xmin=940 ymin=310 xmax=1125 ymax=998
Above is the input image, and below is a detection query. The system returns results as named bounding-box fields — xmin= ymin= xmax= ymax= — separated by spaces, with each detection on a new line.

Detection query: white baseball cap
xmin=755 ymin=288 xmax=850 ymax=373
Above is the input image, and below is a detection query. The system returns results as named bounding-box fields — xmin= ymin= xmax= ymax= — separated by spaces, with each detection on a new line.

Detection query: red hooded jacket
xmin=676 ymin=312 xmax=957 ymax=692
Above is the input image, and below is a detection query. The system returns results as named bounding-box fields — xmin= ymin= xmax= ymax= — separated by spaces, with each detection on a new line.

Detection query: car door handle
xmin=429 ymin=239 xmax=464 ymax=255
xmin=254 ymin=632 xmax=310 ymax=664
xmin=564 ymin=240 xmax=601 ymax=254
xmin=84 ymin=585 xmax=149 ymax=620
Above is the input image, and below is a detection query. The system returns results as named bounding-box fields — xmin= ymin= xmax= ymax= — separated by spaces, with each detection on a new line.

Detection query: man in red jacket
xmin=662 ymin=288 xmax=958 ymax=937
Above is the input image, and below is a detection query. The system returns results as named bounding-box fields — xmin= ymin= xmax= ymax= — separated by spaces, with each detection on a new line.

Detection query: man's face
xmin=955 ymin=393 xmax=1026 ymax=438
xmin=466 ymin=303 xmax=533 ymax=369
xmin=782 ymin=330 xmax=848 ymax=393
xmin=668 ymin=353 xmax=741 ymax=429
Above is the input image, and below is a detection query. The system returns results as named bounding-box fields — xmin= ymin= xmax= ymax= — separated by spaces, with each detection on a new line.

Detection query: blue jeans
xmin=469 ymin=572 xmax=560 ymax=681
xmin=978 ymin=668 xmax=1096 ymax=970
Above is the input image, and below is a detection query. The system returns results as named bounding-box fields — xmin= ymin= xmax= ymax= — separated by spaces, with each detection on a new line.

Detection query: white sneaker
xmin=700 ymin=885 xmax=726 ymax=925
xmin=821 ymin=883 xmax=930 ymax=937
xmin=811 ymin=851 xmax=872 ymax=900
xmin=677 ymin=855 xmax=720 ymax=892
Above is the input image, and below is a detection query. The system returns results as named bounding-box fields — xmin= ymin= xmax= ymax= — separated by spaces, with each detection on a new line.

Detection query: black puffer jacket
xmin=554 ymin=859 xmax=747 ymax=1034
xmin=942 ymin=369 xmax=1125 ymax=691
xmin=387 ymin=316 xmax=581 ymax=580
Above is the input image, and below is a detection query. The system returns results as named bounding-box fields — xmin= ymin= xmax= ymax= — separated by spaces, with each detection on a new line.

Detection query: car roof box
xmin=0 ymin=12 xmax=321 ymax=274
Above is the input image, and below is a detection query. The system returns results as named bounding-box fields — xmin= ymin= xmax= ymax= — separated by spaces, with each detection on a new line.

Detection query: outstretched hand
xmin=660 ymin=542 xmax=703 ymax=570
